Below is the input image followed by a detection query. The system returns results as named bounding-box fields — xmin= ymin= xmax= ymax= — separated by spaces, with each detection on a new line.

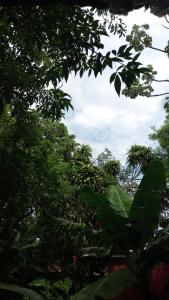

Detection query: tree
xmin=126 ymin=144 xmax=155 ymax=174
xmin=115 ymin=145 xmax=156 ymax=196
xmin=0 ymin=109 xmax=80 ymax=299
xmin=123 ymin=22 xmax=169 ymax=98
xmin=97 ymin=148 xmax=121 ymax=186
xmin=97 ymin=148 xmax=114 ymax=167
xmin=0 ymin=3 xmax=152 ymax=119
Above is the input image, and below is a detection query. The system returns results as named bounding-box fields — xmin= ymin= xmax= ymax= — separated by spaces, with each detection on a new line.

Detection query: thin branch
xmin=165 ymin=15 xmax=169 ymax=24
xmin=162 ymin=25 xmax=169 ymax=30
xmin=150 ymin=92 xmax=169 ymax=97
xmin=147 ymin=45 xmax=167 ymax=54
xmin=140 ymin=39 xmax=167 ymax=53
xmin=153 ymin=79 xmax=169 ymax=83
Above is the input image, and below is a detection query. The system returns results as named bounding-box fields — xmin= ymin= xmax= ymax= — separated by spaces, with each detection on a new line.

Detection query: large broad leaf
xmin=81 ymin=188 xmax=131 ymax=247
xmin=81 ymin=189 xmax=107 ymax=208
xmin=0 ymin=283 xmax=44 ymax=300
xmin=55 ymin=217 xmax=111 ymax=248
xmin=71 ymin=268 xmax=136 ymax=300
xmin=82 ymin=189 xmax=126 ymax=229
xmin=55 ymin=217 xmax=103 ymax=244
xmin=106 ymin=185 xmax=132 ymax=218
xmin=129 ymin=160 xmax=166 ymax=245
xmin=55 ymin=217 xmax=99 ymax=235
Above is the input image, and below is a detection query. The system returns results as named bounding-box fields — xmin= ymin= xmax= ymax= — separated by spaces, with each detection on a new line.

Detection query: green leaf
xmin=80 ymin=68 xmax=84 ymax=78
xmin=129 ymin=160 xmax=166 ymax=245
xmin=110 ymin=73 xmax=116 ymax=84
xmin=71 ymin=268 xmax=136 ymax=300
xmin=106 ymin=185 xmax=132 ymax=218
xmin=0 ymin=283 xmax=44 ymax=300
xmin=117 ymin=44 xmax=127 ymax=56
xmin=119 ymin=72 xmax=130 ymax=89
xmin=132 ymin=52 xmax=141 ymax=61
xmin=124 ymin=46 xmax=133 ymax=55
xmin=138 ymin=67 xmax=150 ymax=73
xmin=124 ymin=69 xmax=136 ymax=89
xmin=88 ymin=69 xmax=92 ymax=77
xmin=112 ymin=50 xmax=117 ymax=56
xmin=114 ymin=75 xmax=121 ymax=96
xmin=55 ymin=217 xmax=99 ymax=236
xmin=94 ymin=62 xmax=101 ymax=77
xmin=82 ymin=189 xmax=131 ymax=246
xmin=107 ymin=58 xmax=112 ymax=68
xmin=112 ymin=57 xmax=123 ymax=63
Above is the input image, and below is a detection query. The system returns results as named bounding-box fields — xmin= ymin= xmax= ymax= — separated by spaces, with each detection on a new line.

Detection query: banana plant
xmin=71 ymin=160 xmax=167 ymax=300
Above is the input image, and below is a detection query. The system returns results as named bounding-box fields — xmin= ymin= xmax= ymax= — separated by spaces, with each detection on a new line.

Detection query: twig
xmin=150 ymin=92 xmax=169 ymax=97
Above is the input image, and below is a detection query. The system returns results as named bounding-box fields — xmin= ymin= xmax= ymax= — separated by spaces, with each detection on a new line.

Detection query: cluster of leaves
xmin=123 ymin=23 xmax=169 ymax=98
xmin=0 ymin=107 xmax=169 ymax=300
xmin=0 ymin=1 xmax=169 ymax=299
xmin=126 ymin=144 xmax=156 ymax=173
xmin=30 ymin=277 xmax=72 ymax=299
xmin=0 ymin=107 xmax=161 ymax=299
xmin=0 ymin=4 xmax=153 ymax=119
xmin=0 ymin=110 xmax=122 ymax=299
xmin=0 ymin=110 xmax=78 ymax=297
xmin=126 ymin=24 xmax=152 ymax=51
xmin=109 ymin=45 xmax=151 ymax=96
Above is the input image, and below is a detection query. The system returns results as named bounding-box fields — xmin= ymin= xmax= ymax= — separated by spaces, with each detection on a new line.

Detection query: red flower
xmin=149 ymin=263 xmax=169 ymax=299
xmin=72 ymin=255 xmax=78 ymax=264
xmin=106 ymin=262 xmax=144 ymax=299
xmin=112 ymin=284 xmax=145 ymax=300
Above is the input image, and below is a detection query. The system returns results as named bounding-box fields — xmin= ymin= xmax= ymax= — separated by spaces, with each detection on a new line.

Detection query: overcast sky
xmin=63 ymin=8 xmax=169 ymax=163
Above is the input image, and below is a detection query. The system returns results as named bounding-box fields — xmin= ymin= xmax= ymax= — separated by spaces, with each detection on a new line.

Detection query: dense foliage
xmin=0 ymin=109 xmax=168 ymax=300
xmin=0 ymin=3 xmax=152 ymax=118
xmin=0 ymin=2 xmax=169 ymax=300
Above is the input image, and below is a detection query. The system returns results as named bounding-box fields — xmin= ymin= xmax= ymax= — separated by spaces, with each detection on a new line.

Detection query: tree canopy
xmin=0 ymin=3 xmax=153 ymax=119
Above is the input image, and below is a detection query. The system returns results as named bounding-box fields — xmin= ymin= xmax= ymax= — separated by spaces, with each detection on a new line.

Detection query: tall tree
xmin=0 ymin=110 xmax=77 ymax=294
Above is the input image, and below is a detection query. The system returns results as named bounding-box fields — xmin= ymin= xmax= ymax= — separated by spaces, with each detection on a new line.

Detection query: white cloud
xmin=63 ymin=8 xmax=168 ymax=163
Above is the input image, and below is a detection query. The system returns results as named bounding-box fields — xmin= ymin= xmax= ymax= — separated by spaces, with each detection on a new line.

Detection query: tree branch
xmin=165 ymin=15 xmax=169 ymax=24
xmin=150 ymin=92 xmax=169 ymax=97
xmin=147 ymin=45 xmax=167 ymax=54
xmin=153 ymin=79 xmax=169 ymax=83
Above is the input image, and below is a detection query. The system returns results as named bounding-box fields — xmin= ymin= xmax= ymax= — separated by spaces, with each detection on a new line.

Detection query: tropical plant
xmin=149 ymin=100 xmax=169 ymax=226
xmin=68 ymin=160 xmax=168 ymax=300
